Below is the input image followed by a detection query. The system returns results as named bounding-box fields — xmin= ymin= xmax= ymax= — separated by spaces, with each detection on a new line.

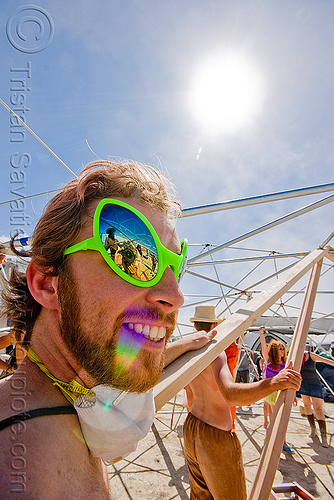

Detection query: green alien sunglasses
xmin=64 ymin=198 xmax=188 ymax=288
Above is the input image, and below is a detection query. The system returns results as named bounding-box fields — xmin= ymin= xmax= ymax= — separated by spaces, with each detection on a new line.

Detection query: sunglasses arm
xmin=162 ymin=238 xmax=188 ymax=280
xmin=64 ymin=237 xmax=99 ymax=256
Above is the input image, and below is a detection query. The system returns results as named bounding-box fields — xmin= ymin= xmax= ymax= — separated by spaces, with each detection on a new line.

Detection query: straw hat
xmin=190 ymin=306 xmax=219 ymax=323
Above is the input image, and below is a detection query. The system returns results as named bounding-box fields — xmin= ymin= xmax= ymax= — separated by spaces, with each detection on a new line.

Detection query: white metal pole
xmin=188 ymin=193 xmax=334 ymax=263
xmin=182 ymin=183 xmax=334 ymax=217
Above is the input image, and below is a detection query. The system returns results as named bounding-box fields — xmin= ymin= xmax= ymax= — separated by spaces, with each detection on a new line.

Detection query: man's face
xmin=194 ymin=322 xmax=216 ymax=333
xmin=58 ymin=198 xmax=184 ymax=392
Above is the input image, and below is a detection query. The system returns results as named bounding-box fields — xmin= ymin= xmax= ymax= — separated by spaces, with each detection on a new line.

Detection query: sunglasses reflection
xmin=102 ymin=227 xmax=157 ymax=281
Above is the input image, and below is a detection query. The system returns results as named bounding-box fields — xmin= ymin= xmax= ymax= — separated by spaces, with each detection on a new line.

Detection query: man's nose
xmin=145 ymin=266 xmax=184 ymax=312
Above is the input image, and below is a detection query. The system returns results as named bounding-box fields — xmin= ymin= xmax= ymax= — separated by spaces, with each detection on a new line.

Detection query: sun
xmin=189 ymin=53 xmax=265 ymax=135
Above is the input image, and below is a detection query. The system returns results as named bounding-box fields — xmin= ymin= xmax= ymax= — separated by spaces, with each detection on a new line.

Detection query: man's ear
xmin=26 ymin=260 xmax=59 ymax=310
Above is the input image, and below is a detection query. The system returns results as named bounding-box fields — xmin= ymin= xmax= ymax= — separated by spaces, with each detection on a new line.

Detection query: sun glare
xmin=189 ymin=53 xmax=265 ymax=135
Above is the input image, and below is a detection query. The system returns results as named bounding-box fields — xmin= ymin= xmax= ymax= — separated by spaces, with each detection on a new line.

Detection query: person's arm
xmin=259 ymin=326 xmax=269 ymax=365
xmin=211 ymin=355 xmax=301 ymax=407
xmin=164 ymin=330 xmax=217 ymax=367
xmin=0 ymin=358 xmax=10 ymax=372
xmin=184 ymin=383 xmax=194 ymax=411
xmin=310 ymin=351 xmax=334 ymax=367
xmin=0 ymin=332 xmax=15 ymax=350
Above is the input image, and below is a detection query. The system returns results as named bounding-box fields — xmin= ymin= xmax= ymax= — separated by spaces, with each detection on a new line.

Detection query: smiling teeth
xmin=126 ymin=323 xmax=166 ymax=342
xmin=134 ymin=324 xmax=143 ymax=334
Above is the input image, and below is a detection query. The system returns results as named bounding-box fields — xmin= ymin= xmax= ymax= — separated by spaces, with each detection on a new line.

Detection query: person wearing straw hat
xmin=163 ymin=306 xmax=220 ymax=368
xmin=190 ymin=306 xmax=241 ymax=418
xmin=166 ymin=306 xmax=302 ymax=500
xmin=165 ymin=306 xmax=240 ymax=378
xmin=190 ymin=305 xmax=219 ymax=330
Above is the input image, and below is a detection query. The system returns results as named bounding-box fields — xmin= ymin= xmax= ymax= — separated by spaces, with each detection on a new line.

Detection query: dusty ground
xmin=107 ymin=394 xmax=334 ymax=499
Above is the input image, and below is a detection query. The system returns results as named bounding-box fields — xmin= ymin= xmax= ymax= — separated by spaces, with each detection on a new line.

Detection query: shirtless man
xmin=0 ymin=160 xmax=185 ymax=499
xmin=166 ymin=309 xmax=302 ymax=500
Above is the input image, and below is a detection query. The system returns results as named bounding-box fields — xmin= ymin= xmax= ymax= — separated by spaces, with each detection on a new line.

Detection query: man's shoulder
xmin=0 ymin=409 xmax=82 ymax=468
xmin=0 ymin=411 xmax=110 ymax=498
xmin=0 ymin=367 xmax=110 ymax=499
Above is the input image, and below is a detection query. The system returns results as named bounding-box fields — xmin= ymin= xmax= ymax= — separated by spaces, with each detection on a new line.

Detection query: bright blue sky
xmin=1 ymin=1 xmax=334 ymax=329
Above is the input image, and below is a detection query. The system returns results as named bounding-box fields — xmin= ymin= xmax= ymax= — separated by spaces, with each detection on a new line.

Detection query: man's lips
xmin=123 ymin=322 xmax=167 ymax=342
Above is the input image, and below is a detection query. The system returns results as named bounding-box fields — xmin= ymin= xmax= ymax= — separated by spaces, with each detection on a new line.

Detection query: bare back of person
xmin=185 ymin=353 xmax=233 ymax=431
xmin=0 ymin=358 xmax=110 ymax=499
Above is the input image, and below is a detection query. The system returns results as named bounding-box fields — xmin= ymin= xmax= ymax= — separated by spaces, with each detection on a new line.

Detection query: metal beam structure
xmin=187 ymin=252 xmax=310 ymax=266
xmin=0 ymin=98 xmax=77 ymax=179
xmin=188 ymin=195 xmax=334 ymax=263
xmin=181 ymin=183 xmax=334 ymax=218
xmin=154 ymin=248 xmax=328 ymax=411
